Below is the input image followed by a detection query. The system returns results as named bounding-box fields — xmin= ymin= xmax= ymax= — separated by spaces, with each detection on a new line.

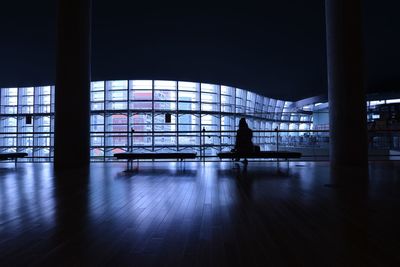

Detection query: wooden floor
xmin=0 ymin=161 xmax=399 ymax=266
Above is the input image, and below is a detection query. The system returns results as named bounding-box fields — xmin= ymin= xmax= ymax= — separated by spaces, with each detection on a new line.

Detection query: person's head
xmin=239 ymin=118 xmax=248 ymax=129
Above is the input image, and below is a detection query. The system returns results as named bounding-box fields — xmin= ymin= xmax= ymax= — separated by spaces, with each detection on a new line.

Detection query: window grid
xmin=0 ymin=80 xmax=313 ymax=161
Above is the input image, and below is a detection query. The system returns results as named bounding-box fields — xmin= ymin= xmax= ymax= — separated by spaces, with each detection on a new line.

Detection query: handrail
xmin=1 ymin=129 xmax=399 ymax=163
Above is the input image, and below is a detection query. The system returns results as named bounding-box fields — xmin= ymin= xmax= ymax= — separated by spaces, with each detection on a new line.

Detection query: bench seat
xmin=114 ymin=152 xmax=197 ymax=171
xmin=217 ymin=151 xmax=302 ymax=159
xmin=0 ymin=152 xmax=28 ymax=160
xmin=0 ymin=152 xmax=28 ymax=167
xmin=114 ymin=152 xmax=197 ymax=160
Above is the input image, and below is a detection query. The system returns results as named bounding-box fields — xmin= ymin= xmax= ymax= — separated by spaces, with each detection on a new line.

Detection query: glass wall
xmin=0 ymin=86 xmax=54 ymax=161
xmin=0 ymin=80 xmax=313 ymax=161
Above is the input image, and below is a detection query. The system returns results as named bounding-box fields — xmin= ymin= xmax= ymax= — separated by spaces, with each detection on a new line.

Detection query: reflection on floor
xmin=0 ymin=161 xmax=399 ymax=266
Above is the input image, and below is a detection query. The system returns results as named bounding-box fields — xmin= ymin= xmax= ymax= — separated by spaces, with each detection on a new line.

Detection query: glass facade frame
xmin=0 ymin=80 xmax=314 ymax=161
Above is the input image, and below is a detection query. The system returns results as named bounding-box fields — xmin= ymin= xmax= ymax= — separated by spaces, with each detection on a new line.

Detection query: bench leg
xmin=126 ymin=159 xmax=136 ymax=171
xmin=124 ymin=159 xmax=139 ymax=173
xmin=181 ymin=158 xmax=186 ymax=170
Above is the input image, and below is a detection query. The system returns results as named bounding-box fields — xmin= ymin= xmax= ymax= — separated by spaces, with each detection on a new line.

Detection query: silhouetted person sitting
xmin=233 ymin=118 xmax=254 ymax=162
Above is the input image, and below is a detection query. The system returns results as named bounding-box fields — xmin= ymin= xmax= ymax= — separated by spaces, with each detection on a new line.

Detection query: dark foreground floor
xmin=0 ymin=161 xmax=399 ymax=266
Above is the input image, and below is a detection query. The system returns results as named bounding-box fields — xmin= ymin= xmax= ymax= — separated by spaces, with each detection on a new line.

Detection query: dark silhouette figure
xmin=233 ymin=118 xmax=254 ymax=163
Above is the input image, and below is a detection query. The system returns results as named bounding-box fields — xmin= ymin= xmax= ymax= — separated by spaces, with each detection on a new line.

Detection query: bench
xmin=217 ymin=151 xmax=302 ymax=165
xmin=0 ymin=153 xmax=28 ymax=167
xmin=114 ymin=152 xmax=197 ymax=170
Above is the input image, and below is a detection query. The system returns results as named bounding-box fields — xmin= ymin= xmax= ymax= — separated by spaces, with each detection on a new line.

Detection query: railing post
xmin=202 ymin=127 xmax=206 ymax=163
xmin=130 ymin=128 xmax=134 ymax=152
xmin=199 ymin=129 xmax=202 ymax=160
xmin=275 ymin=127 xmax=279 ymax=152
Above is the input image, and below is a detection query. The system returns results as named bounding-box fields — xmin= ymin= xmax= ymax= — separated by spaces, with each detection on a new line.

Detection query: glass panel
xmin=201 ymin=84 xmax=219 ymax=112
xmin=91 ymin=147 xmax=104 ymax=158
xmin=130 ymin=101 xmax=152 ymax=110
xmin=91 ymin=91 xmax=104 ymax=102
xmin=130 ymin=113 xmax=152 ymax=132
xmin=0 ymin=117 xmax=17 ymax=133
xmin=201 ymin=114 xmax=220 ymax=131
xmin=91 ymin=81 xmax=104 ymax=91
xmin=130 ymin=80 xmax=152 ymax=89
xmin=131 ymin=90 xmax=152 ymax=101
xmin=154 ymin=113 xmax=176 ymax=146
xmin=235 ymin=89 xmax=246 ymax=114
xmin=369 ymin=100 xmax=385 ymax=106
xmin=105 ymin=114 xmax=128 ymax=149
xmin=254 ymin=95 xmax=264 ymax=114
xmin=1 ymin=88 xmax=18 ymax=114
xmin=154 ymin=101 xmax=176 ymax=110
xmin=35 ymin=86 xmax=52 ymax=113
xmin=178 ymin=114 xmax=199 ymax=147
xmin=178 ymin=91 xmax=199 ymax=111
xmin=91 ymin=114 xmax=104 ymax=132
xmin=221 ymin=116 xmax=235 ymax=150
xmin=109 ymin=80 xmax=128 ymax=90
xmin=178 ymin=81 xmax=198 ymax=91
xmin=109 ymin=90 xmax=127 ymax=101
xmin=246 ymin=92 xmax=256 ymax=114
xmin=201 ymin=83 xmax=218 ymax=93
xmin=91 ymin=82 xmax=104 ymax=111
xmin=107 ymin=102 xmax=127 ymax=110
xmin=221 ymin=86 xmax=235 ymax=113
xmin=154 ymin=80 xmax=176 ymax=90
xmin=386 ymin=99 xmax=400 ymax=104
xmin=19 ymin=87 xmax=34 ymax=114
xmin=154 ymin=90 xmax=176 ymax=101
xmin=91 ymin=133 xmax=104 ymax=146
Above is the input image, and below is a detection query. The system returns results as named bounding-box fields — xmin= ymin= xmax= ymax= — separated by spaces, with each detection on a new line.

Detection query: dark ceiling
xmin=0 ymin=1 xmax=399 ymax=101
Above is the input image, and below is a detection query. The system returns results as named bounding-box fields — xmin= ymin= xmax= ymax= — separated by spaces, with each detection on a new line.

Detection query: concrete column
xmin=55 ymin=0 xmax=91 ymax=169
xmin=325 ymin=0 xmax=368 ymax=168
